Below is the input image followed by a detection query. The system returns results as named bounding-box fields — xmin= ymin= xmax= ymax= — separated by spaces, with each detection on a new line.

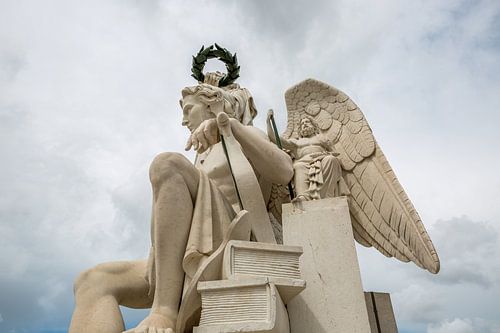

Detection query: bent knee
xmin=323 ymin=155 xmax=341 ymax=168
xmin=74 ymin=263 xmax=124 ymax=296
xmin=74 ymin=266 xmax=103 ymax=296
xmin=149 ymin=152 xmax=191 ymax=186
xmin=74 ymin=268 xmax=93 ymax=296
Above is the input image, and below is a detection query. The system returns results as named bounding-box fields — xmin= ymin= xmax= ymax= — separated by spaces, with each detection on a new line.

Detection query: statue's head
xmin=299 ymin=116 xmax=319 ymax=138
xmin=180 ymin=81 xmax=257 ymax=132
xmin=180 ymin=84 xmax=222 ymax=133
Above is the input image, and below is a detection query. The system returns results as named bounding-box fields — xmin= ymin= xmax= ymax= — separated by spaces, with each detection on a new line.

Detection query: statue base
xmin=194 ymin=278 xmax=290 ymax=333
xmin=193 ymin=241 xmax=306 ymax=333
xmin=364 ymin=292 xmax=398 ymax=333
xmin=283 ymin=197 xmax=371 ymax=333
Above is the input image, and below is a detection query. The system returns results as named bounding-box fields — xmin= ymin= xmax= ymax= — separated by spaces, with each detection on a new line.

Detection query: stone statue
xmin=69 ymin=45 xmax=440 ymax=333
xmin=267 ymin=110 xmax=349 ymax=201
xmin=267 ymin=78 xmax=440 ymax=274
xmin=69 ymin=64 xmax=294 ymax=332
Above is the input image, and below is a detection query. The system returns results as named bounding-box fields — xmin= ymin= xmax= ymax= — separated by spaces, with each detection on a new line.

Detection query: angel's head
xmin=299 ymin=116 xmax=320 ymax=138
xmin=180 ymin=82 xmax=256 ymax=132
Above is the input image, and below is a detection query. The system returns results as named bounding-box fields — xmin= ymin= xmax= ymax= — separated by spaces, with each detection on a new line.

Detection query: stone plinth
xmin=364 ymin=292 xmax=398 ymax=333
xmin=283 ymin=197 xmax=371 ymax=333
xmin=194 ymin=241 xmax=306 ymax=333
xmin=194 ymin=278 xmax=290 ymax=333
xmin=222 ymin=240 xmax=306 ymax=303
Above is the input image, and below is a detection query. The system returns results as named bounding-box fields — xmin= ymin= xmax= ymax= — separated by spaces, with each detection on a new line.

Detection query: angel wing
xmin=283 ymin=78 xmax=440 ymax=274
xmin=267 ymin=182 xmax=291 ymax=244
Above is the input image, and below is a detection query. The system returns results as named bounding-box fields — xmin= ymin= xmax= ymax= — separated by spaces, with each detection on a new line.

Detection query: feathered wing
xmin=284 ymin=78 xmax=440 ymax=273
xmin=267 ymin=183 xmax=291 ymax=244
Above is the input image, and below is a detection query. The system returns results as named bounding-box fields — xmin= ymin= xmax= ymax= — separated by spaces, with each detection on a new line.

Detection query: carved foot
xmin=123 ymin=313 xmax=175 ymax=333
xmin=292 ymin=194 xmax=310 ymax=203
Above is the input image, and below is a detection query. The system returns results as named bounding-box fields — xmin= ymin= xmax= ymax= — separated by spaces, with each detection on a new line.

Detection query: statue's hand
xmin=204 ymin=71 xmax=224 ymax=86
xmin=216 ymin=112 xmax=232 ymax=137
xmin=185 ymin=119 xmax=219 ymax=154
xmin=267 ymin=109 xmax=274 ymax=122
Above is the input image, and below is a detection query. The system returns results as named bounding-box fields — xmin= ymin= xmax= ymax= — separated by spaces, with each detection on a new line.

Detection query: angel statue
xmin=69 ymin=45 xmax=293 ymax=333
xmin=267 ymin=110 xmax=349 ymax=201
xmin=269 ymin=78 xmax=440 ymax=275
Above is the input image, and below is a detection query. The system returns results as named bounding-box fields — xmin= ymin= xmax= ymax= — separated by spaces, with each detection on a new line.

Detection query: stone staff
xmin=268 ymin=109 xmax=295 ymax=200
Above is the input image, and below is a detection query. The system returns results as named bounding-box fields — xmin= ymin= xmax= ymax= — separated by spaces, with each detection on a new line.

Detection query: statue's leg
xmin=319 ymin=155 xmax=343 ymax=197
xmin=136 ymin=152 xmax=199 ymax=330
xmin=69 ymin=260 xmax=151 ymax=333
xmin=293 ymin=161 xmax=310 ymax=198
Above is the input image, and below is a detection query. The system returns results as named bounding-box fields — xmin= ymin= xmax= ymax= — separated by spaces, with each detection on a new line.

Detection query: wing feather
xmin=283 ymin=78 xmax=440 ymax=274
xmin=351 ymin=217 xmax=376 ymax=248
xmin=267 ymin=183 xmax=291 ymax=244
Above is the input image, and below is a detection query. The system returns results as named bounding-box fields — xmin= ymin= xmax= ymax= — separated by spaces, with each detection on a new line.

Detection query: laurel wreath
xmin=191 ymin=44 xmax=240 ymax=87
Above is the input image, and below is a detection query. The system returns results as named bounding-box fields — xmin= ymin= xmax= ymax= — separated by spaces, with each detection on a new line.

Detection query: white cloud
xmin=358 ymin=215 xmax=500 ymax=331
xmin=428 ymin=318 xmax=500 ymax=333
xmin=1 ymin=0 xmax=499 ymax=331
xmin=428 ymin=318 xmax=475 ymax=333
xmin=37 ymin=278 xmax=66 ymax=313
xmin=429 ymin=217 xmax=500 ymax=288
xmin=393 ymin=284 xmax=444 ymax=323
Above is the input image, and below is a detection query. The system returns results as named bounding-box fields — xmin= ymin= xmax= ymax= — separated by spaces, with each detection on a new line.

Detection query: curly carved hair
xmin=180 ymin=83 xmax=257 ymax=125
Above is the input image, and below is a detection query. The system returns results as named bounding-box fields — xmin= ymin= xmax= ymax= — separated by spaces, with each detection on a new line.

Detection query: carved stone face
xmin=300 ymin=118 xmax=316 ymax=138
xmin=181 ymin=94 xmax=212 ymax=133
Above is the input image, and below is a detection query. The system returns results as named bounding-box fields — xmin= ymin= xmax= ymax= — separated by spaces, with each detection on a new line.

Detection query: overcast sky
xmin=1 ymin=0 xmax=499 ymax=332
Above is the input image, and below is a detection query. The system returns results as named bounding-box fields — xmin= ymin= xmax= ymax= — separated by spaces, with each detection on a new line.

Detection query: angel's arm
xmin=266 ymin=110 xmax=297 ymax=151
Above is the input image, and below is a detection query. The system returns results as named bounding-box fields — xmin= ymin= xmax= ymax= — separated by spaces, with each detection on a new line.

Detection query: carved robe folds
xmin=293 ymin=152 xmax=349 ymax=200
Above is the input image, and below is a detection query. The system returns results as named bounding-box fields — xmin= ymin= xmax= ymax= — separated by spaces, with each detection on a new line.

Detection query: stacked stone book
xmin=193 ymin=241 xmax=306 ymax=333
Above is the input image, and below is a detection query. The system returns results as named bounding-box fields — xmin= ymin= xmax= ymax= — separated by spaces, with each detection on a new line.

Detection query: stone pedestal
xmin=193 ymin=241 xmax=306 ymax=333
xmin=194 ymin=278 xmax=290 ymax=333
xmin=364 ymin=292 xmax=398 ymax=333
xmin=222 ymin=240 xmax=306 ymax=303
xmin=283 ymin=197 xmax=371 ymax=333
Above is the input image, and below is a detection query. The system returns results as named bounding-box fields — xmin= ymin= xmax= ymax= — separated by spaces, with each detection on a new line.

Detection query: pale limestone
xmin=269 ymin=78 xmax=440 ymax=274
xmin=68 ymin=74 xmax=440 ymax=333
xmin=267 ymin=110 xmax=347 ymax=201
xmin=283 ymin=197 xmax=371 ymax=333
xmin=69 ymin=76 xmax=294 ymax=333
xmin=222 ymin=240 xmax=306 ymax=303
xmin=367 ymin=292 xmax=398 ymax=333
xmin=194 ymin=278 xmax=290 ymax=333
xmin=364 ymin=292 xmax=378 ymax=333
xmin=193 ymin=240 xmax=306 ymax=333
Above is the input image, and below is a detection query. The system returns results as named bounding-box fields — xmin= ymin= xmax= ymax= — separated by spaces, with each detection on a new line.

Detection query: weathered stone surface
xmin=283 ymin=197 xmax=371 ymax=333
xmin=364 ymin=292 xmax=399 ymax=333
xmin=364 ymin=292 xmax=379 ymax=333
xmin=194 ymin=278 xmax=290 ymax=333
xmin=282 ymin=78 xmax=440 ymax=275
xmin=223 ymin=240 xmax=306 ymax=303
xmin=69 ymin=76 xmax=439 ymax=333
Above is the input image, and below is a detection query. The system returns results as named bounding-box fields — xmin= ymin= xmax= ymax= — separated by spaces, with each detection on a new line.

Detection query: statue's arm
xmin=279 ymin=137 xmax=296 ymax=151
xmin=230 ymin=118 xmax=293 ymax=185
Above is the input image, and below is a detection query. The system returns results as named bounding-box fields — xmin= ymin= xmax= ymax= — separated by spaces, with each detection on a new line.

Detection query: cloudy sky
xmin=1 ymin=0 xmax=499 ymax=332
